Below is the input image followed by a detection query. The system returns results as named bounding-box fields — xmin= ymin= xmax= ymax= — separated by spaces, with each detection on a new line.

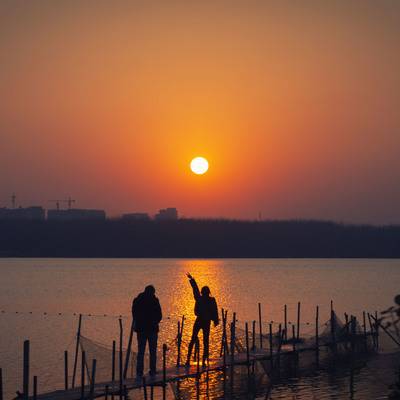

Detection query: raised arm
xmin=187 ymin=273 xmax=201 ymax=301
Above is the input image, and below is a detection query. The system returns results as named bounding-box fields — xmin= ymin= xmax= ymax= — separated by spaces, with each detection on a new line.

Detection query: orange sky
xmin=1 ymin=1 xmax=399 ymax=223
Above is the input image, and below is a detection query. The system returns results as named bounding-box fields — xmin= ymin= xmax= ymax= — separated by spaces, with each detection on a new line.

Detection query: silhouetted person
xmin=186 ymin=273 xmax=219 ymax=366
xmin=132 ymin=285 xmax=162 ymax=377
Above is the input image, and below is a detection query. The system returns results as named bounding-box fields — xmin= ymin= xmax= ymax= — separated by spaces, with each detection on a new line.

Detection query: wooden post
xmin=123 ymin=320 xmax=134 ymax=379
xmin=64 ymin=350 xmax=69 ymax=390
xmin=296 ymin=302 xmax=301 ymax=341
xmin=0 ymin=368 xmax=3 ymax=400
xmin=245 ymin=322 xmax=250 ymax=381
xmin=252 ymin=320 xmax=256 ymax=350
xmin=315 ymin=306 xmax=319 ymax=350
xmin=258 ymin=303 xmax=263 ymax=348
xmin=72 ymin=314 xmax=83 ymax=389
xmin=284 ymin=304 xmax=288 ymax=342
xmin=119 ymin=319 xmax=123 ymax=400
xmin=177 ymin=320 xmax=182 ymax=367
xmin=375 ymin=311 xmax=379 ymax=349
xmin=90 ymin=359 xmax=97 ymax=400
xmin=23 ymin=340 xmax=30 ymax=400
xmin=81 ymin=350 xmax=86 ymax=400
xmin=162 ymin=344 xmax=167 ymax=400
xmin=33 ymin=376 xmax=37 ymax=400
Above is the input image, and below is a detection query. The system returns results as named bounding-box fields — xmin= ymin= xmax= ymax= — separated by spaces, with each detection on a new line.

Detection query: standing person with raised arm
xmin=185 ymin=273 xmax=219 ymax=367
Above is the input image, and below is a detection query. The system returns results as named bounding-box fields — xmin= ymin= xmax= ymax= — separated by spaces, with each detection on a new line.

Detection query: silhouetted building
xmin=0 ymin=206 xmax=45 ymax=221
xmin=47 ymin=209 xmax=106 ymax=221
xmin=122 ymin=213 xmax=150 ymax=221
xmin=155 ymin=208 xmax=178 ymax=221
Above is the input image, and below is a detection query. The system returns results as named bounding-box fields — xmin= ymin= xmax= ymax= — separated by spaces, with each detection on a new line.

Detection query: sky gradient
xmin=1 ymin=1 xmax=399 ymax=223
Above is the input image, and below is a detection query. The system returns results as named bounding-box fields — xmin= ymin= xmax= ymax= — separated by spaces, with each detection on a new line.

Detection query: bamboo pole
xmin=245 ymin=322 xmax=250 ymax=381
xmin=177 ymin=320 xmax=182 ymax=367
xmin=284 ymin=304 xmax=288 ymax=341
xmin=363 ymin=311 xmax=368 ymax=351
xmin=331 ymin=307 xmax=336 ymax=348
xmin=269 ymin=323 xmax=274 ymax=371
xmin=81 ymin=350 xmax=86 ymax=400
xmin=0 ymin=368 xmax=3 ymax=400
xmin=258 ymin=303 xmax=263 ymax=348
xmin=375 ymin=311 xmax=379 ymax=349
xmin=111 ymin=340 xmax=117 ymax=399
xmin=371 ymin=314 xmax=400 ymax=348
xmin=119 ymin=319 xmax=123 ymax=400
xmin=23 ymin=340 xmax=30 ymax=400
xmin=123 ymin=320 xmax=134 ymax=379
xmin=230 ymin=320 xmax=236 ymax=393
xmin=162 ymin=344 xmax=167 ymax=400
xmin=224 ymin=310 xmax=229 ymax=355
xmin=89 ymin=359 xmax=97 ymax=400
xmin=367 ymin=313 xmax=376 ymax=348
xmin=292 ymin=325 xmax=296 ymax=354
xmin=72 ymin=314 xmax=82 ymax=389
xmin=220 ymin=308 xmax=226 ymax=357
xmin=315 ymin=306 xmax=319 ymax=350
xmin=277 ymin=324 xmax=282 ymax=366
xmin=33 ymin=376 xmax=37 ymax=400
xmin=252 ymin=320 xmax=256 ymax=350
xmin=64 ymin=350 xmax=69 ymax=390
xmin=296 ymin=302 xmax=301 ymax=341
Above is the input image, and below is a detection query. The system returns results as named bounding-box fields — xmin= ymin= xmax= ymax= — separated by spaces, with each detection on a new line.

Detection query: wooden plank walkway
xmin=30 ymin=347 xmax=282 ymax=400
xmin=30 ymin=339 xmax=351 ymax=400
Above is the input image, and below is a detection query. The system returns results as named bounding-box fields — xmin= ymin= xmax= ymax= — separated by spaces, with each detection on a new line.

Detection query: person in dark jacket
xmin=186 ymin=273 xmax=219 ymax=366
xmin=132 ymin=285 xmax=162 ymax=376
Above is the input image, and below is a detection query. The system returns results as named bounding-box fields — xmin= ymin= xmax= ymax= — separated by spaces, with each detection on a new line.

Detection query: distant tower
xmin=11 ymin=193 xmax=16 ymax=209
xmin=258 ymin=211 xmax=262 ymax=221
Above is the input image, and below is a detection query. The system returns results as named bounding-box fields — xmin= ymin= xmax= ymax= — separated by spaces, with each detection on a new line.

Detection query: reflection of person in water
xmin=186 ymin=273 xmax=219 ymax=366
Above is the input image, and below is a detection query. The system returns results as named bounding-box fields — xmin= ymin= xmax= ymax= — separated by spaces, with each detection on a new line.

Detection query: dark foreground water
xmin=0 ymin=258 xmax=399 ymax=399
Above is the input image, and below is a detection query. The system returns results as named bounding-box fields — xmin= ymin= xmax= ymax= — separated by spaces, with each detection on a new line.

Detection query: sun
xmin=190 ymin=157 xmax=209 ymax=175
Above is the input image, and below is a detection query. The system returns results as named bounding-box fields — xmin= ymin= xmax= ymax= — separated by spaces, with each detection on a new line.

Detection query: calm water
xmin=0 ymin=258 xmax=399 ymax=399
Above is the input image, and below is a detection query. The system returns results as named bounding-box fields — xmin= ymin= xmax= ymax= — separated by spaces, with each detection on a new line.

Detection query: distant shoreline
xmin=0 ymin=219 xmax=399 ymax=258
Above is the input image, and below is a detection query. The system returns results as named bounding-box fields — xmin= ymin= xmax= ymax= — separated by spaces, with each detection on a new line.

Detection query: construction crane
xmin=48 ymin=197 xmax=76 ymax=211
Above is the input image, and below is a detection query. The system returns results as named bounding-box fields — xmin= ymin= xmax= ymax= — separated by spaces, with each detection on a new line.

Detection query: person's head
xmin=395 ymin=294 xmax=400 ymax=306
xmin=144 ymin=285 xmax=156 ymax=296
xmin=201 ymin=286 xmax=210 ymax=297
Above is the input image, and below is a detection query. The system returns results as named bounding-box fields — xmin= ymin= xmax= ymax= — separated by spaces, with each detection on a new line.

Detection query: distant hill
xmin=0 ymin=219 xmax=399 ymax=258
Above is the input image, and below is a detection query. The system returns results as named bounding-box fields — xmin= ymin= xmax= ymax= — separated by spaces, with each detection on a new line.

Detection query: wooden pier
xmin=6 ymin=302 xmax=387 ymax=400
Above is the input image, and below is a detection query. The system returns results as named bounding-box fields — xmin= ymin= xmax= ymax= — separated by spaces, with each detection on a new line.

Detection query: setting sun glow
xmin=190 ymin=157 xmax=209 ymax=175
